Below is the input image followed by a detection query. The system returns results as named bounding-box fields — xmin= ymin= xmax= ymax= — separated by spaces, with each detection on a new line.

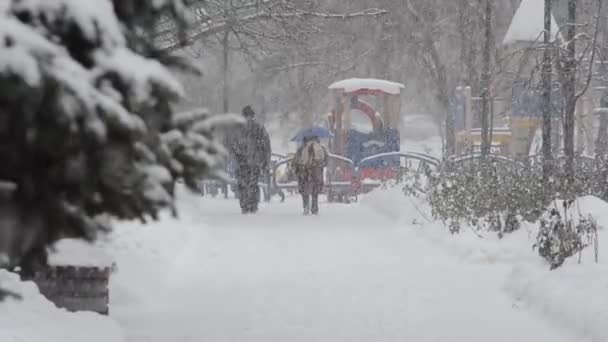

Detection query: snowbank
xmin=0 ymin=191 xmax=205 ymax=342
xmin=48 ymin=238 xmax=114 ymax=267
xmin=361 ymin=184 xmax=537 ymax=265
xmin=570 ymin=195 xmax=608 ymax=225
xmin=363 ymin=187 xmax=608 ymax=341
xmin=360 ymin=183 xmax=431 ymax=225
xmin=505 ymin=258 xmax=608 ymax=342
xmin=105 ymin=186 xmax=206 ymax=311
xmin=0 ymin=270 xmax=124 ymax=342
xmin=504 ymin=196 xmax=608 ymax=342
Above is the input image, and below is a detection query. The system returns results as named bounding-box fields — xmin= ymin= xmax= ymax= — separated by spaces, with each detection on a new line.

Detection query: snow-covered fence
xmin=446 ymin=153 xmax=525 ymax=168
xmin=25 ymin=266 xmax=110 ymax=315
xmin=359 ymin=151 xmax=440 ymax=168
xmin=270 ymin=151 xmax=440 ymax=201
xmin=271 ymin=154 xmax=356 ymax=198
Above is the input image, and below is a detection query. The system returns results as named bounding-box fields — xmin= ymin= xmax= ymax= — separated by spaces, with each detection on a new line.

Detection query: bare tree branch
xmin=155 ymin=6 xmax=387 ymax=53
xmin=575 ymin=0 xmax=603 ymax=100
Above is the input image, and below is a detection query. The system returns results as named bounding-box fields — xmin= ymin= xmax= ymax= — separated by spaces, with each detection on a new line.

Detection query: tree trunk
xmin=480 ymin=0 xmax=492 ymax=157
xmin=597 ymin=106 xmax=608 ymax=200
xmin=444 ymin=100 xmax=456 ymax=157
xmin=427 ymin=38 xmax=454 ymax=157
xmin=421 ymin=30 xmax=454 ymax=157
xmin=222 ymin=28 xmax=230 ymax=114
xmin=457 ymin=0 xmax=469 ymax=85
xmin=541 ymin=0 xmax=553 ymax=185
xmin=563 ymin=0 xmax=577 ymax=185
xmin=598 ymin=6 xmax=608 ymax=193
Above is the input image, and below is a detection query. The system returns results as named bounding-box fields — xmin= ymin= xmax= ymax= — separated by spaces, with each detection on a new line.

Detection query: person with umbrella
xmin=292 ymin=127 xmax=331 ymax=215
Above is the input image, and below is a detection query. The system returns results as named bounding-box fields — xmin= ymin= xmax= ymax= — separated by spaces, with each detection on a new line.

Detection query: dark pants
xmin=236 ymin=164 xmax=261 ymax=213
xmin=298 ymin=166 xmax=323 ymax=215
xmin=263 ymin=170 xmax=271 ymax=202
xmin=302 ymin=193 xmax=319 ymax=214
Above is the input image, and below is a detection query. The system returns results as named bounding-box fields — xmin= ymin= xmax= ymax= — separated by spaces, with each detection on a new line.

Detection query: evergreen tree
xmin=0 ymin=0 xmax=237 ymax=277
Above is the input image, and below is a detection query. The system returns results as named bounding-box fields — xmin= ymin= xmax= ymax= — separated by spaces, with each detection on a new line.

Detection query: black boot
xmin=302 ymin=194 xmax=310 ymax=215
xmin=311 ymin=193 xmax=319 ymax=215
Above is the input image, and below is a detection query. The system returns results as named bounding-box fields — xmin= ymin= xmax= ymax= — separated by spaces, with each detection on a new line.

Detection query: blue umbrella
xmin=291 ymin=126 xmax=334 ymax=142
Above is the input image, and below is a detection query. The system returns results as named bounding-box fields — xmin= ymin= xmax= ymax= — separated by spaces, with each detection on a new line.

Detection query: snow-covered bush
xmin=424 ymin=154 xmax=605 ymax=270
xmin=534 ymin=200 xmax=599 ymax=270
xmin=0 ymin=0 xmax=239 ymax=279
xmin=397 ymin=164 xmax=430 ymax=198
xmin=547 ymin=156 xmax=603 ymax=200
xmin=427 ymin=157 xmax=546 ymax=235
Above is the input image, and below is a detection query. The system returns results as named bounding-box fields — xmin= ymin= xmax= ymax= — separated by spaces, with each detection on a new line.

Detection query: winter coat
xmin=294 ymin=140 xmax=328 ymax=195
xmin=229 ymin=118 xmax=271 ymax=170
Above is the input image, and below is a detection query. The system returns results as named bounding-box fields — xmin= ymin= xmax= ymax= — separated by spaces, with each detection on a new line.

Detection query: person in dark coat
xmin=229 ymin=105 xmax=271 ymax=213
xmin=293 ymin=136 xmax=328 ymax=215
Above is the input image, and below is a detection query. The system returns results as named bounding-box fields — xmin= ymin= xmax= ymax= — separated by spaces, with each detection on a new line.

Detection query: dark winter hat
xmin=242 ymin=105 xmax=255 ymax=118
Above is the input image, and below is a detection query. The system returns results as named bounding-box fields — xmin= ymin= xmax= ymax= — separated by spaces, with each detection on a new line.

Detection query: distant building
xmin=496 ymin=0 xmax=563 ymax=158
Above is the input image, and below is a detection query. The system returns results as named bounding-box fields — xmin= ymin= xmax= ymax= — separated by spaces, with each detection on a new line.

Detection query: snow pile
xmin=104 ymin=185 xmax=206 ymax=311
xmin=505 ymin=196 xmax=608 ymax=342
xmin=573 ymin=195 xmax=608 ymax=224
xmin=364 ymin=186 xmax=608 ymax=341
xmin=362 ymin=185 xmax=534 ymax=265
xmin=48 ymin=238 xmax=114 ymax=268
xmin=0 ymin=270 xmax=124 ymax=342
xmin=506 ymin=259 xmax=608 ymax=342
xmin=360 ymin=183 xmax=431 ymax=225
xmin=105 ymin=218 xmax=189 ymax=311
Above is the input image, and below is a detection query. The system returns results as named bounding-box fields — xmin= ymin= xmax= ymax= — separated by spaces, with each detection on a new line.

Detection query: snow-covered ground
xmin=362 ymin=186 xmax=608 ymax=342
xmin=4 ymin=181 xmax=607 ymax=341
xmin=0 ymin=270 xmax=124 ymax=342
xmin=98 ymin=185 xmax=602 ymax=342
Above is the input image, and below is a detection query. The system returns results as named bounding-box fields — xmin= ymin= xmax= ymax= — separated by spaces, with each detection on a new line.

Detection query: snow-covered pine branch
xmin=0 ymin=0 xmax=238 ymax=278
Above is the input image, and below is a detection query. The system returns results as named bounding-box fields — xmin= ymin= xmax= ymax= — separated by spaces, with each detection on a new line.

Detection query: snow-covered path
xmin=111 ymin=194 xmax=575 ymax=342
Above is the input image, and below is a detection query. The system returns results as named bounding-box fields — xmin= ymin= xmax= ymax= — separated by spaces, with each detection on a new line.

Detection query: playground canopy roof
xmin=328 ymin=78 xmax=405 ymax=95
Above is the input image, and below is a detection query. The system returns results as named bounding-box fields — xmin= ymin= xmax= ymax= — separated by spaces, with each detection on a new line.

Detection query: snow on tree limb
xmin=0 ymin=0 xmax=239 ymax=274
xmin=95 ymin=48 xmax=186 ymax=104
xmin=155 ymin=6 xmax=387 ymax=53
xmin=10 ymin=0 xmax=126 ymax=49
